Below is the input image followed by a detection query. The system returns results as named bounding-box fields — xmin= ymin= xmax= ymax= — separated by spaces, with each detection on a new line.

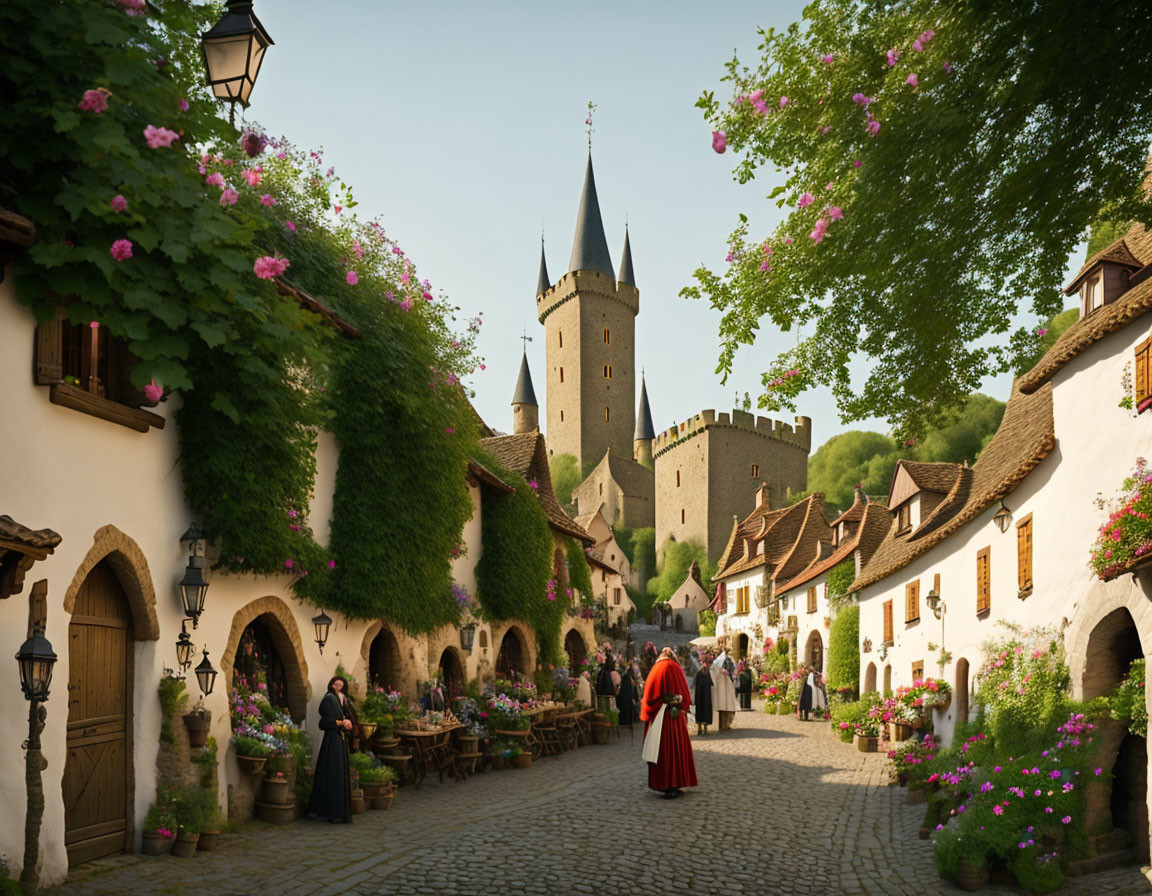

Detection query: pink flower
xmin=110 ymin=239 xmax=133 ymax=261
xmin=779 ymin=95 xmax=789 ymax=108
xmin=284 ymin=559 xmax=295 ymax=570
xmin=253 ymin=255 xmax=289 ymax=280
xmin=110 ymin=194 xmax=128 ymax=213
xmin=810 ymin=218 xmax=829 ymax=243
xmin=866 ymin=119 xmax=882 ymax=136
xmin=178 ymin=97 xmax=190 ymax=112
xmin=528 ymin=479 xmax=539 ymax=490
xmin=422 ymin=291 xmax=434 ymax=302
xmin=243 ymin=168 xmax=262 ymax=187
xmin=333 ymin=205 xmax=342 ymax=215
xmin=993 ymin=805 xmax=1004 ymax=815
xmin=143 ymin=125 xmax=179 ymax=149
xmin=328 ymin=560 xmax=336 ymax=570
xmin=943 ymin=60 xmax=952 ymax=73
xmin=116 ymin=0 xmax=146 ymax=14
xmin=906 ymin=73 xmax=919 ymax=88
xmin=219 ymin=187 xmax=239 ymax=206
xmin=1061 ymin=816 xmax=1071 ymax=825
xmin=798 ymin=192 xmax=814 ymax=208
xmin=852 ymin=93 xmax=873 ymax=106
xmin=285 ymin=220 xmax=296 ymax=232
xmin=445 ymin=427 xmax=455 ymax=434
xmin=90 ymin=321 xmax=99 ymax=330
xmin=78 ymin=89 xmax=109 ymax=113
xmin=887 ymin=49 xmax=899 ymax=66
xmin=712 ymin=131 xmax=727 ymax=154
xmin=854 ymin=159 xmax=862 ymax=168
xmin=205 ymin=172 xmax=225 ymax=188
xmin=919 ymin=29 xmax=935 ymax=45
xmin=828 ymin=206 xmax=843 ymax=220
xmin=353 ymin=240 xmax=364 ymax=258
xmin=143 ymin=380 xmax=163 ymax=402
xmin=1035 ymin=327 xmax=1048 ymax=336
xmin=260 ymin=193 xmax=275 ymax=206
xmin=821 ymin=54 xmax=834 ymax=64
xmin=346 ymin=270 xmax=359 ymax=286
xmin=399 ymin=298 xmax=412 ymax=311
xmin=912 ymin=39 xmax=924 ymax=52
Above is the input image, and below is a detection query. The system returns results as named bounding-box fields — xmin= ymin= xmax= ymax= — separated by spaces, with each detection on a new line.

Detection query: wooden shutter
xmin=807 ymin=586 xmax=817 ymax=613
xmin=1136 ymin=337 xmax=1152 ymax=406
xmin=883 ymin=600 xmax=893 ymax=643
xmin=1017 ymin=515 xmax=1033 ymax=591
xmin=905 ymin=580 xmax=920 ymax=623
xmin=34 ymin=308 xmax=65 ymax=384
xmin=976 ymin=547 xmax=991 ymax=614
xmin=911 ymin=661 xmax=924 ymax=681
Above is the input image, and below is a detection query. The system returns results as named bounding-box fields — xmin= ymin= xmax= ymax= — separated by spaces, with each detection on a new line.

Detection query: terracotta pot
xmin=170 ymin=833 xmax=199 ymax=858
xmin=182 ymin=712 xmax=211 ymax=748
xmin=357 ymin=722 xmax=377 ymax=740
xmin=256 ymin=800 xmax=296 ymax=825
xmin=350 ymin=790 xmax=367 ymax=815
xmin=261 ymin=776 xmax=291 ymax=805
xmin=892 ymin=722 xmax=914 ymax=741
xmin=369 ymin=791 xmax=395 ymax=810
xmin=236 ymin=755 xmax=267 ymax=776
xmin=141 ymin=831 xmax=175 ymax=856
xmin=854 ymin=734 xmax=878 ymax=753
xmin=196 ymin=830 xmax=220 ymax=852
xmin=511 ymin=752 xmax=533 ymax=769
xmin=955 ymin=861 xmax=988 ymax=891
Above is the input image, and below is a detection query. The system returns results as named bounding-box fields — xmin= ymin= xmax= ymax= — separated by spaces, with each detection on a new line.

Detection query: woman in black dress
xmin=737 ymin=661 xmax=753 ymax=710
xmin=617 ymin=662 xmax=638 ymax=727
xmin=693 ymin=659 xmax=714 ymax=736
xmin=308 ymin=675 xmax=353 ymax=823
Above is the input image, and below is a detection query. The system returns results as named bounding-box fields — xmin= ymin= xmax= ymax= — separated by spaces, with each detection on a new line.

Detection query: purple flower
xmin=711 ymin=131 xmax=727 ymax=154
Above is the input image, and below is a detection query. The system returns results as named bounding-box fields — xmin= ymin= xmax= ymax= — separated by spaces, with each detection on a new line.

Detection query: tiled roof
xmin=479 ymin=432 xmax=594 ymax=543
xmin=851 ymin=382 xmax=1055 ymax=592
xmin=715 ymin=494 xmax=828 ymax=581
xmin=0 ymin=515 xmax=62 ymax=556
xmin=776 ymin=531 xmax=858 ymax=597
xmin=830 ymin=487 xmax=868 ymax=527
xmin=900 ymin=461 xmax=964 ymax=494
xmin=467 ymin=459 xmax=514 ymax=494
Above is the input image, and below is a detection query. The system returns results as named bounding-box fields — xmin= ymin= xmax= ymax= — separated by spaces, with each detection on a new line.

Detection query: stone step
xmin=1067 ymin=848 xmax=1136 ymax=877
xmin=1091 ymin=827 xmax=1132 ymax=854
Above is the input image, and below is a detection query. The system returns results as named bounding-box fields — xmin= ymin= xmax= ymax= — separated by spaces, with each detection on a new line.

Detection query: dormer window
xmin=897 ymin=503 xmax=912 ymax=533
xmin=1065 ymin=240 xmax=1143 ymax=318
xmin=1081 ymin=275 xmax=1102 ymax=316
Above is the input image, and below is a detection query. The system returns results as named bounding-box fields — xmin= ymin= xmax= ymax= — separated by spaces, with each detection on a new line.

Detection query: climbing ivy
xmin=564 ymin=537 xmax=593 ymax=601
xmin=474 ymin=452 xmax=561 ymax=663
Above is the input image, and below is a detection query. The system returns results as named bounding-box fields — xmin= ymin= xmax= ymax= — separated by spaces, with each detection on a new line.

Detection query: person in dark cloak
xmin=737 ymin=660 xmax=753 ymax=711
xmin=596 ymin=655 xmax=618 ymax=713
xmin=308 ymin=675 xmax=353 ymax=823
xmin=797 ymin=669 xmax=815 ymax=721
xmin=693 ymin=658 xmax=714 ymax=736
xmin=617 ymin=662 xmax=638 ymax=727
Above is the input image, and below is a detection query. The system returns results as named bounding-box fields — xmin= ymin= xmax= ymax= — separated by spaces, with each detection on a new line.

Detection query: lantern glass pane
xmin=204 ymin=35 xmax=250 ymax=99
xmin=238 ymin=41 xmax=268 ymax=104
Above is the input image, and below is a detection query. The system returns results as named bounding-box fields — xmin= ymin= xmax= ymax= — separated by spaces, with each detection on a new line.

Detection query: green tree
xmin=647 ymin=540 xmax=716 ymax=606
xmin=548 ymin=453 xmax=582 ymax=506
xmin=826 ymin=604 xmax=859 ymax=693
xmin=1013 ymin=308 xmax=1079 ymax=377
xmin=613 ymin=525 xmax=657 ymax=590
xmin=687 ymin=0 xmax=1152 ymax=436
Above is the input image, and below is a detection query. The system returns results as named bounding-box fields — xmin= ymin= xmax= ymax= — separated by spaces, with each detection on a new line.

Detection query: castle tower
xmin=536 ymin=153 xmax=638 ymax=472
xmin=633 ymin=372 xmax=655 ymax=469
xmin=511 ymin=349 xmax=539 ymax=434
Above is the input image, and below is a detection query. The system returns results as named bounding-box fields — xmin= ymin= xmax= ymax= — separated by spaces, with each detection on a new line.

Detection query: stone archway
xmin=564 ymin=628 xmax=587 ymax=673
xmin=495 ymin=625 xmax=529 ymax=680
xmin=368 ymin=627 xmax=404 ymax=691
xmin=63 ymin=524 xmax=160 ymax=641
xmin=805 ymin=630 xmax=824 ymax=673
xmin=736 ymin=632 xmax=749 ymax=660
xmin=436 ymin=646 xmax=465 ymax=701
xmin=221 ymin=596 xmax=310 ymax=723
xmin=863 ymin=662 xmax=877 ymax=694
xmin=954 ymin=657 xmax=970 ymax=724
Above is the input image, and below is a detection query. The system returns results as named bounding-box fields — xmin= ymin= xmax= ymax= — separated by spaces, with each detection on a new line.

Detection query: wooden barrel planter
xmin=141 ymin=831 xmax=175 ymax=856
xmin=182 ymin=711 xmax=211 ymax=748
xmin=511 ymin=752 xmax=533 ymax=769
xmin=854 ymin=734 xmax=878 ymax=753
xmin=261 ymin=776 xmax=291 ymax=805
xmin=256 ymin=800 xmax=296 ymax=825
xmin=197 ymin=830 xmax=220 ymax=852
xmin=356 ymin=722 xmax=377 ymax=741
xmin=591 ymin=722 xmax=612 ymax=745
xmin=170 ymin=832 xmax=199 ymax=858
xmin=370 ymin=783 xmax=396 ymax=810
xmin=456 ymin=734 xmax=480 ymax=755
xmin=955 ymin=861 xmax=988 ymax=891
xmin=235 ymin=755 xmax=267 ymax=776
xmin=350 ymin=789 xmax=367 ymax=815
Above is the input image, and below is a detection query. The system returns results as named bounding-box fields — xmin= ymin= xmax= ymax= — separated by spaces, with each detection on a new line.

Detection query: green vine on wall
xmin=564 ymin=537 xmax=593 ymax=601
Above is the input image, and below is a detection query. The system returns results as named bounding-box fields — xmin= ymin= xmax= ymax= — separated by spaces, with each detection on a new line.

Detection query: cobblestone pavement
xmin=47 ymin=706 xmax=1152 ymax=896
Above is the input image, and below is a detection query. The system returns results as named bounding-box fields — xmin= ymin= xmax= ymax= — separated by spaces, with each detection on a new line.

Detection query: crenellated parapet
xmin=536 ymin=270 xmax=640 ymax=325
xmin=653 ymin=409 xmax=812 ymax=460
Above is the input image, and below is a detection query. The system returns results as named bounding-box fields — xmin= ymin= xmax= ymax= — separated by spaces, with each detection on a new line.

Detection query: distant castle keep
xmin=512 ymin=153 xmax=812 ymax=568
xmin=654 ymin=409 xmax=811 ymax=561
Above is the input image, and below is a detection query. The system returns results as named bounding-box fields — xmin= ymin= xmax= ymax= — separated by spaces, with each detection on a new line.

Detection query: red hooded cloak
xmin=640 ymin=656 xmax=698 ymax=791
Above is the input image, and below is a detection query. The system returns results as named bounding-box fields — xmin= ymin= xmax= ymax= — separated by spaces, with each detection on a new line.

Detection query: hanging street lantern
xmin=993 ymin=500 xmax=1013 ymax=534
xmin=200 ymin=1 xmax=274 ymax=118
xmin=312 ymin=608 xmax=332 ymax=654
xmin=178 ymin=562 xmax=209 ymax=629
xmin=175 ymin=619 xmax=195 ymax=671
xmin=194 ymin=650 xmax=218 ymax=697
xmin=180 ymin=522 xmax=208 ymax=561
xmin=16 ymin=627 xmax=57 ymax=703
xmin=460 ymin=622 xmax=477 ymax=653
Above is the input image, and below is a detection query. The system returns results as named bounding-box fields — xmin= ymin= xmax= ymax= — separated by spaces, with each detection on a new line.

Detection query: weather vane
xmin=585 ymin=100 xmax=597 ymax=150
xmin=521 ymin=328 xmax=533 ymax=350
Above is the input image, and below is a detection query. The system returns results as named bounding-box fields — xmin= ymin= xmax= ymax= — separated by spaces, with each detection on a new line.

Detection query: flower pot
xmin=918 ymin=825 xmax=930 ymax=840
xmin=197 ymin=830 xmax=220 ymax=852
xmin=489 ymin=755 xmax=507 ymax=771
xmin=891 ymin=722 xmax=914 ymax=741
xmin=261 ymin=776 xmax=291 ymax=805
xmin=854 ymin=734 xmax=878 ymax=753
xmin=141 ymin=831 xmax=175 ymax=856
xmin=357 ymin=722 xmax=377 ymax=740
xmin=170 ymin=832 xmax=199 ymax=858
xmin=511 ymin=752 xmax=533 ymax=769
xmin=350 ymin=790 xmax=367 ymax=815
xmin=456 ymin=735 xmax=479 ymax=755
xmin=955 ymin=861 xmax=988 ymax=891
xmin=370 ymin=789 xmax=395 ymax=810
xmin=182 ymin=712 xmax=211 ymax=748
xmin=933 ymin=691 xmax=952 ymax=712
xmin=591 ymin=722 xmax=612 ymax=745
xmin=236 ymin=755 xmax=267 ymax=776
xmin=256 ymin=800 xmax=296 ymax=825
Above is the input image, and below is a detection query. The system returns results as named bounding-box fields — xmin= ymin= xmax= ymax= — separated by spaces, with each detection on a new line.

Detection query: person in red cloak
xmin=640 ymin=647 xmax=698 ymax=798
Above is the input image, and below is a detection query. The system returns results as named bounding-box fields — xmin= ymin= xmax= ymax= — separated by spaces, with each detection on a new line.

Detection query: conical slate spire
xmin=634 ymin=374 xmax=655 ymax=440
xmin=618 ymin=226 xmax=636 ymax=286
xmin=568 ymin=153 xmax=615 ymax=279
xmin=512 ymin=350 xmax=538 ymax=406
xmin=536 ymin=237 xmax=551 ymax=297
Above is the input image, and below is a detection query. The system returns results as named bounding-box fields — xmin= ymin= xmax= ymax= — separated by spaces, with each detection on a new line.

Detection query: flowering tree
xmin=687 ymin=0 xmax=1152 ymax=435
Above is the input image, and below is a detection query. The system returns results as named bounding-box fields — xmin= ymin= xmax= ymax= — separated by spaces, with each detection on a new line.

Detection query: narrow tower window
xmin=559 ymin=330 xmax=563 ymax=348
xmin=604 ymin=406 xmax=610 ymax=422
xmin=681 ymin=508 xmax=685 ymax=524
xmin=604 ymin=327 xmax=611 ymax=344
xmin=560 ymin=410 xmax=564 ymax=422
xmin=559 ymin=367 xmax=564 ymax=383
xmin=751 ymin=463 xmax=759 ymax=478
xmin=603 ymin=364 xmax=612 ymax=379
xmin=676 ymin=470 xmax=681 ymax=488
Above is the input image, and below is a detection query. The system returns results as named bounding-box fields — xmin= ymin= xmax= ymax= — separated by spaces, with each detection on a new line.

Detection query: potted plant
xmin=349 ymin=753 xmax=381 ymax=798
xmin=261 ymin=770 xmax=291 ymax=806
xmin=853 ymin=717 xmax=880 ymax=753
xmin=140 ymin=799 xmax=177 ymax=856
xmin=361 ymin=764 xmax=398 ymax=808
xmin=590 ymin=711 xmax=613 ymax=745
xmin=508 ymin=743 xmax=531 ymax=769
xmin=182 ymin=700 xmax=211 ymax=750
xmin=170 ymin=785 xmax=211 ymax=857
xmin=232 ymin=733 xmax=271 ymax=775
xmin=197 ymin=811 xmax=222 ymax=852
xmin=349 ymin=769 xmax=367 ymax=815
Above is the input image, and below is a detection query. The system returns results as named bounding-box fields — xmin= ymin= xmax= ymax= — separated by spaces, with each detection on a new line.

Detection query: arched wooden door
xmin=564 ymin=629 xmax=586 ymax=673
xmin=437 ymin=648 xmax=464 ymax=700
xmin=496 ymin=629 xmax=524 ymax=679
xmin=64 ymin=560 xmax=133 ymax=865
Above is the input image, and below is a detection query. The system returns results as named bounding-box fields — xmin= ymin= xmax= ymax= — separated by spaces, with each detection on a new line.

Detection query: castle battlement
xmin=536 ymin=270 xmax=640 ymax=325
xmin=653 ymin=408 xmax=812 ymax=459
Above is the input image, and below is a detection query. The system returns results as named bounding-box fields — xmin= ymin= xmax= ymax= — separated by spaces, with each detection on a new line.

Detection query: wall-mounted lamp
xmin=993 ymin=500 xmax=1013 ymax=534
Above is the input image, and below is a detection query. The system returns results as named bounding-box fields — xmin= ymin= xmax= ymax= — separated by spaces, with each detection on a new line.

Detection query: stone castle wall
xmin=654 ymin=410 xmax=812 ymax=562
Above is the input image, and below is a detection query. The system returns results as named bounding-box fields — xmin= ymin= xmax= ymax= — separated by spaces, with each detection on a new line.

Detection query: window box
xmin=49 ymin=382 xmax=164 ymax=433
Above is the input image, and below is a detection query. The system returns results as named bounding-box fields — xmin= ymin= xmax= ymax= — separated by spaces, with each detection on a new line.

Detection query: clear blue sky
xmin=247 ymin=1 xmax=1078 ymax=452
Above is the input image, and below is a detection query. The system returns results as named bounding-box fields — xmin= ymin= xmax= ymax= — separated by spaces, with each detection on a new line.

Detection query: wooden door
xmin=64 ymin=560 xmax=132 ymax=865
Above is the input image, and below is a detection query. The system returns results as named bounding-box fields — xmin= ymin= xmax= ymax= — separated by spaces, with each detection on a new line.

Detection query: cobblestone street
xmin=48 ymin=706 xmax=1152 ymax=896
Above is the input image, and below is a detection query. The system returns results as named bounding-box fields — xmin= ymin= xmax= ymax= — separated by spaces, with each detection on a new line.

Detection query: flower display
xmin=1090 ymin=458 xmax=1152 ymax=579
xmin=253 ymin=255 xmax=290 ymax=280
xmin=78 ymin=88 xmax=109 ymax=113
xmin=110 ymin=194 xmax=128 ymax=213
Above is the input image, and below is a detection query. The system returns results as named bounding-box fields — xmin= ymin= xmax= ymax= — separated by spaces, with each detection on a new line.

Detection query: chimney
xmin=755 ymin=482 xmax=770 ymax=507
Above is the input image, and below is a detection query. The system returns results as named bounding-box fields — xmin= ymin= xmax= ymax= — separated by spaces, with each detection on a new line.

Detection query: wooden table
xmin=396 ymin=725 xmax=461 ymax=788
